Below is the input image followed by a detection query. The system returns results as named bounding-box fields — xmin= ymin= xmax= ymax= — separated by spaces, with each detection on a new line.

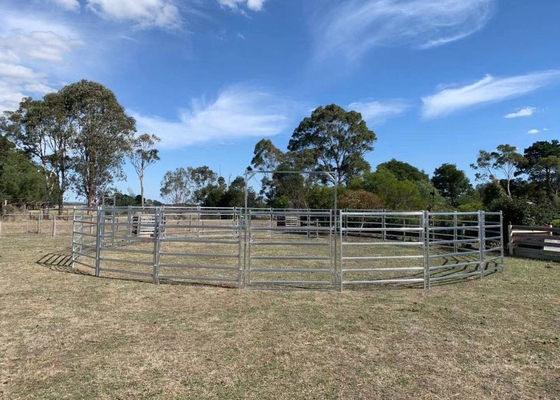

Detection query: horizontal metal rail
xmin=342 ymin=267 xmax=423 ymax=272
xmin=101 ymin=258 xmax=154 ymax=266
xmin=159 ymin=275 xmax=238 ymax=282
xmin=158 ymin=263 xmax=237 ymax=270
xmin=250 ymin=267 xmax=331 ymax=273
xmin=250 ymin=255 xmax=331 ymax=260
xmin=249 ymin=280 xmax=332 ymax=285
xmin=100 ymin=268 xmax=153 ymax=277
xmin=342 ymin=255 xmax=424 ymax=260
xmin=251 ymin=241 xmax=329 ymax=246
xmin=342 ymin=278 xmax=424 ymax=285
xmin=159 ymin=251 xmax=238 ymax=258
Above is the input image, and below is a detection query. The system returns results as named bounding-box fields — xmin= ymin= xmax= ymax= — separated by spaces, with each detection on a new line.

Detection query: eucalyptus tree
xmin=471 ymin=144 xmax=523 ymax=198
xmin=60 ymin=80 xmax=136 ymax=207
xmin=160 ymin=167 xmax=191 ymax=205
xmin=0 ymin=93 xmax=72 ymax=214
xmin=130 ymin=133 xmax=160 ymax=208
xmin=288 ymin=104 xmax=376 ymax=185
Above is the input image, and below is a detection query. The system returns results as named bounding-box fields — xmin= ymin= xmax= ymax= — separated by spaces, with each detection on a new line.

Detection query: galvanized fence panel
xmin=157 ymin=208 xmax=242 ymax=286
xmin=426 ymin=212 xmax=483 ymax=286
xmin=246 ymin=209 xmax=335 ymax=289
xmin=71 ymin=207 xmax=98 ymax=272
xmin=70 ymin=207 xmax=504 ymax=290
xmin=339 ymin=211 xmax=427 ymax=289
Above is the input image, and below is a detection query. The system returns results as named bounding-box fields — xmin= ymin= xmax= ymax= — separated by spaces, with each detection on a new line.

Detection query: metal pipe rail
xmin=70 ymin=206 xmax=504 ymax=291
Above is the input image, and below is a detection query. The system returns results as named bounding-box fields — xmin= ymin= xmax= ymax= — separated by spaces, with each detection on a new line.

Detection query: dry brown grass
xmin=0 ymin=235 xmax=559 ymax=399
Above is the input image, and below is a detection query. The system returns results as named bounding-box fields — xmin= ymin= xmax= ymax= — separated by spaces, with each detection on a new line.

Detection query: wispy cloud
xmin=348 ymin=100 xmax=408 ymax=122
xmin=219 ymin=0 xmax=268 ymax=12
xmin=421 ymin=70 xmax=560 ymax=119
xmin=313 ymin=0 xmax=495 ymax=61
xmin=46 ymin=0 xmax=80 ymax=12
xmin=504 ymin=107 xmax=536 ymax=119
xmin=86 ymin=0 xmax=182 ymax=29
xmin=131 ymin=84 xmax=296 ymax=148
xmin=527 ymin=129 xmax=539 ymax=135
xmin=0 ymin=7 xmax=83 ymax=111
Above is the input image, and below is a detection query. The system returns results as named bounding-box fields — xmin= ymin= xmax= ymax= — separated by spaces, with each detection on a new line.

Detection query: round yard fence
xmin=71 ymin=206 xmax=504 ymax=291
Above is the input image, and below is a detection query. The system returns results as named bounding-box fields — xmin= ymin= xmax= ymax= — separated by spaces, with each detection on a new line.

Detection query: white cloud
xmin=527 ymin=129 xmax=539 ymax=135
xmin=1 ymin=31 xmax=83 ymax=62
xmin=86 ymin=0 xmax=181 ymax=29
xmin=314 ymin=0 xmax=495 ymax=61
xmin=0 ymin=63 xmax=46 ymax=83
xmin=421 ymin=70 xmax=560 ymax=119
xmin=348 ymin=100 xmax=408 ymax=122
xmin=504 ymin=107 xmax=536 ymax=119
xmin=131 ymin=85 xmax=295 ymax=148
xmin=237 ymin=33 xmax=245 ymax=40
xmin=219 ymin=0 xmax=267 ymax=12
xmin=0 ymin=8 xmax=83 ymax=111
xmin=45 ymin=0 xmax=81 ymax=12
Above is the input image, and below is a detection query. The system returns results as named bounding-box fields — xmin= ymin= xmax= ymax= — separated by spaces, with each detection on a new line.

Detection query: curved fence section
xmin=71 ymin=207 xmax=504 ymax=290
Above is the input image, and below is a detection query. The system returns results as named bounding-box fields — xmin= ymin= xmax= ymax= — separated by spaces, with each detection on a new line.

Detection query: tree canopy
xmin=288 ymin=104 xmax=376 ymax=185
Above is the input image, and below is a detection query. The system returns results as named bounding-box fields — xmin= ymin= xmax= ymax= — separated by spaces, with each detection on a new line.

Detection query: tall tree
xmin=471 ymin=144 xmax=523 ymax=197
xmin=1 ymin=94 xmax=72 ymax=214
xmin=517 ymin=140 xmax=560 ymax=198
xmin=61 ymin=80 xmax=136 ymax=207
xmin=376 ymin=159 xmax=429 ymax=182
xmin=188 ymin=166 xmax=218 ymax=204
xmin=288 ymin=104 xmax=376 ymax=185
xmin=160 ymin=168 xmax=191 ymax=205
xmin=431 ymin=164 xmax=472 ymax=207
xmin=130 ymin=133 xmax=160 ymax=208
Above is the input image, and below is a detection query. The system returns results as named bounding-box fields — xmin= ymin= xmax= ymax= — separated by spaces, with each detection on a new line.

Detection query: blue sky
xmin=1 ymin=0 xmax=560 ymax=201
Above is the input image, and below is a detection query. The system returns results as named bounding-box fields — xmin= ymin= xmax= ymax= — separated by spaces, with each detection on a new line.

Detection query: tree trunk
xmin=140 ymin=174 xmax=144 ymax=208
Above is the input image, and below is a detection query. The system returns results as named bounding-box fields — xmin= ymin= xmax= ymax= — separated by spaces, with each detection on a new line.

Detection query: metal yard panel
xmin=157 ymin=208 xmax=243 ymax=287
xmin=339 ymin=211 xmax=426 ymax=290
xmin=246 ymin=209 xmax=335 ymax=289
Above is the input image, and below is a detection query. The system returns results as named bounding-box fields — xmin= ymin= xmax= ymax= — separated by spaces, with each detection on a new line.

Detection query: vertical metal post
xmin=237 ymin=209 xmax=243 ymax=289
xmin=127 ymin=206 xmax=132 ymax=245
xmin=382 ymin=211 xmax=386 ymax=241
xmin=423 ymin=211 xmax=431 ymax=290
xmin=52 ymin=215 xmax=56 ymax=237
xmin=479 ymin=210 xmax=485 ymax=280
xmin=38 ymin=211 xmax=41 ymax=235
xmin=499 ymin=212 xmax=505 ymax=271
xmin=153 ymin=208 xmax=161 ymax=285
xmin=334 ymin=183 xmax=338 ymax=291
xmin=246 ymin=209 xmax=252 ymax=287
xmin=269 ymin=207 xmax=273 ymax=238
xmin=338 ymin=209 xmax=343 ymax=292
xmin=71 ymin=208 xmax=76 ymax=270
xmin=0 ymin=216 xmax=3 ymax=236
xmin=508 ymin=224 xmax=513 ymax=256
xmin=94 ymin=207 xmax=103 ymax=277
xmin=111 ymin=208 xmax=116 ymax=247
xmin=453 ymin=212 xmax=458 ymax=254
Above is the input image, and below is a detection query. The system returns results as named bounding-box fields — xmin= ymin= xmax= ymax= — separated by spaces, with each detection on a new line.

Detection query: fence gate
xmin=245 ymin=209 xmax=336 ymax=289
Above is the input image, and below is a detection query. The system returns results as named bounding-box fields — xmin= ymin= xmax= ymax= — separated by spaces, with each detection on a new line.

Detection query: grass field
xmin=1 ymin=235 xmax=559 ymax=399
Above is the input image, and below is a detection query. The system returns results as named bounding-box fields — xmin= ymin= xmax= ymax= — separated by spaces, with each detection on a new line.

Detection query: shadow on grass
xmin=36 ymin=252 xmax=502 ymax=292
